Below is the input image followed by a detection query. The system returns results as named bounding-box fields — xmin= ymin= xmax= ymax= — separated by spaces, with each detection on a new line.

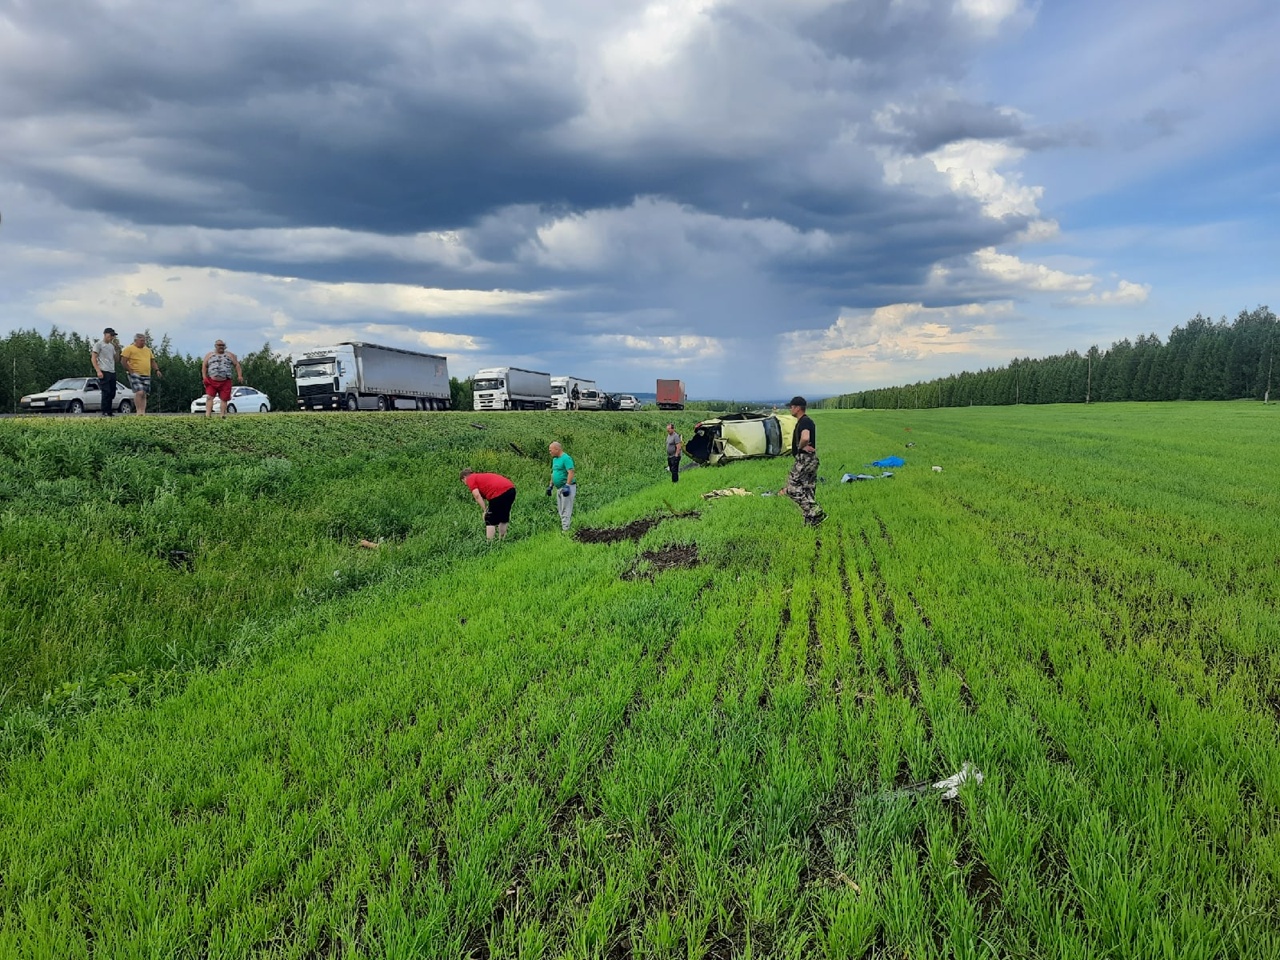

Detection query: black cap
xmin=103 ymin=327 xmax=116 ymax=335
xmin=788 ymin=396 xmax=807 ymax=409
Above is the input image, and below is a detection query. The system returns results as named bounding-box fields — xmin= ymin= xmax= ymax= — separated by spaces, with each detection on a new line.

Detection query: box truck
xmin=656 ymin=379 xmax=687 ymax=410
xmin=550 ymin=376 xmax=596 ymax=410
xmin=473 ymin=367 xmax=553 ymax=410
xmin=294 ymin=342 xmax=451 ymax=411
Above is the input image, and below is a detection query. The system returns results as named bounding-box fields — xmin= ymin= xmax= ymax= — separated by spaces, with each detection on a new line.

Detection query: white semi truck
xmin=294 ymin=342 xmax=451 ymax=411
xmin=472 ymin=367 xmax=553 ymax=410
xmin=550 ymin=376 xmax=596 ymax=410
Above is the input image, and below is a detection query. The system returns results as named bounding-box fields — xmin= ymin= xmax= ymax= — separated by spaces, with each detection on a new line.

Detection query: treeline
xmin=818 ymin=307 xmax=1277 ymax=410
xmin=1 ymin=327 xmax=476 ymax=412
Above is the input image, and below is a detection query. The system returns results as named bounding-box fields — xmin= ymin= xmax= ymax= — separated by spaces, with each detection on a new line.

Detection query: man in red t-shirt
xmin=461 ymin=470 xmax=517 ymax=541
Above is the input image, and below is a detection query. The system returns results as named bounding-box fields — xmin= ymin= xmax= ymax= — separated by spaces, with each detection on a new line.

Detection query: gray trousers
xmin=556 ymin=483 xmax=576 ymax=530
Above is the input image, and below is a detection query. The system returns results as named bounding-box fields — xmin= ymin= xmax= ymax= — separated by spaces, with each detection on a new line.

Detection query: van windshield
xmin=295 ymin=361 xmax=335 ymax=380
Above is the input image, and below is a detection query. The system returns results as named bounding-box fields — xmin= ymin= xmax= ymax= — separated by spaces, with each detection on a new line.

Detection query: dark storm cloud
xmin=0 ymin=0 xmax=1026 ymax=235
xmin=0 ymin=0 xmax=1066 ymax=396
xmin=874 ymin=94 xmax=1028 ymax=153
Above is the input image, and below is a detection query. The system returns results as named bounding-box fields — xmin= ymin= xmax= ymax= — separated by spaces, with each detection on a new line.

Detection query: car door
xmin=84 ymin=379 xmax=103 ymax=411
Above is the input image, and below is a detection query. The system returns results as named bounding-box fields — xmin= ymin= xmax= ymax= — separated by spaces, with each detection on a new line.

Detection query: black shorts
xmin=484 ymin=487 xmax=516 ymax=525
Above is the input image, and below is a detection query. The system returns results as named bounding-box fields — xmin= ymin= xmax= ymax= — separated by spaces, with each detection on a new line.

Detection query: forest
xmin=819 ymin=307 xmax=1277 ymax=410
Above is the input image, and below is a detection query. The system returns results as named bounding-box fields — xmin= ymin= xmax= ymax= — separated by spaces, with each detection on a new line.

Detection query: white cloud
xmin=524 ymin=196 xmax=834 ymax=274
xmin=955 ymin=0 xmax=1023 ymax=33
xmin=1068 ymin=279 xmax=1151 ymax=306
xmin=280 ymin=322 xmax=484 ymax=354
xmin=32 ymin=264 xmax=556 ymax=347
xmin=590 ymin=332 xmax=723 ymax=366
xmin=785 ymin=301 xmax=1014 ymax=386
xmin=973 ymin=248 xmax=1094 ymax=292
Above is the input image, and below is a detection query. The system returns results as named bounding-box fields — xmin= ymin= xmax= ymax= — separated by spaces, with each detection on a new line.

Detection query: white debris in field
xmin=933 ymin=762 xmax=982 ymax=799
xmin=932 ymin=465 xmax=943 ymax=473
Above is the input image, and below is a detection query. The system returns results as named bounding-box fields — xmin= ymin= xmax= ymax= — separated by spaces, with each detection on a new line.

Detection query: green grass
xmin=0 ymin=411 xmax=676 ymax=720
xmin=1 ymin=403 xmax=1278 ymax=958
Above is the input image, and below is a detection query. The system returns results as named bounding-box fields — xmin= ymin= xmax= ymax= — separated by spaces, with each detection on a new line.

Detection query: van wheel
xmin=345 ymin=395 xmax=359 ymax=411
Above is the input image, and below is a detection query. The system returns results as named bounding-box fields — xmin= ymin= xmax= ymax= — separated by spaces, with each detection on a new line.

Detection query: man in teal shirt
xmin=548 ymin=441 xmax=576 ymax=532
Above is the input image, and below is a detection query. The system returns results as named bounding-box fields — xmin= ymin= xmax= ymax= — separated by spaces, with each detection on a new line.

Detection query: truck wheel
xmin=345 ymin=395 xmax=359 ymax=411
xmin=376 ymin=396 xmax=390 ymax=411
xmin=69 ymin=400 xmax=84 ymax=414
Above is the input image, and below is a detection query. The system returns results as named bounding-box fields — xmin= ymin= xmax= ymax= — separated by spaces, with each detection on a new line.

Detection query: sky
xmin=1 ymin=0 xmax=1276 ymax=398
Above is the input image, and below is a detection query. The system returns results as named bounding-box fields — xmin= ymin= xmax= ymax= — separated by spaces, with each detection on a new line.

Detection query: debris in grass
xmin=842 ymin=472 xmax=894 ymax=482
xmin=875 ymin=762 xmax=984 ymax=802
xmin=161 ymin=549 xmax=194 ymax=571
xmin=358 ymin=539 xmax=381 ymax=549
xmin=870 ymin=455 xmax=906 ymax=468
xmin=932 ymin=762 xmax=983 ymax=799
xmin=469 ymin=422 xmax=487 ymax=429
xmin=622 ymin=543 xmax=700 ymax=580
xmin=702 ymin=487 xmax=752 ymax=499
xmin=932 ymin=465 xmax=943 ymax=473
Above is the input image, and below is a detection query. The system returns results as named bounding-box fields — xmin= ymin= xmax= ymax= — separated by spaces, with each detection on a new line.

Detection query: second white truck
xmin=294 ymin=342 xmax=451 ymax=411
xmin=551 ymin=376 xmax=596 ymax=410
xmin=472 ymin=367 xmax=553 ymax=410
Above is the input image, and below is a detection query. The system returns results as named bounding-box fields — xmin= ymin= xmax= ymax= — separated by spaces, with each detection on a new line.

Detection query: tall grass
xmin=0 ymin=411 xmax=677 ymax=718
xmin=1 ymin=403 xmax=1277 ymax=957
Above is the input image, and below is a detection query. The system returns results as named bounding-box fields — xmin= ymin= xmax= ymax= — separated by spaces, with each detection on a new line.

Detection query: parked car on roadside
xmin=577 ymin=389 xmax=605 ymax=411
xmin=684 ymin=412 xmax=798 ymax=465
xmin=617 ymin=395 xmax=640 ymax=411
xmin=190 ymin=386 xmax=272 ymax=415
xmin=20 ymin=377 xmax=134 ymax=414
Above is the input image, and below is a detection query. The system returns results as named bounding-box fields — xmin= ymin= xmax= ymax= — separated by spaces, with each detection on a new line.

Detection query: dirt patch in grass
xmin=574 ymin=511 xmax=699 ymax=544
xmin=622 ymin=543 xmax=700 ymax=580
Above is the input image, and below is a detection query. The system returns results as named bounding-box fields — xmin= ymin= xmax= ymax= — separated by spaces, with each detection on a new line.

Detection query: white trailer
xmin=550 ymin=376 xmax=596 ymax=410
xmin=294 ymin=342 xmax=451 ymax=411
xmin=472 ymin=367 xmax=553 ymax=410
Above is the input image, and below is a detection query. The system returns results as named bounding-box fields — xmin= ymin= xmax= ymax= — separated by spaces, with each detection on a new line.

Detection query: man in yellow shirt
xmin=121 ymin=333 xmax=164 ymax=414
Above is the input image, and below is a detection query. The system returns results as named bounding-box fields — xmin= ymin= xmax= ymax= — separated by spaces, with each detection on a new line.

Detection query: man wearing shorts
xmin=461 ymin=470 xmax=517 ymax=541
xmin=201 ymin=339 xmax=244 ymax=419
xmin=121 ymin=333 xmax=164 ymax=415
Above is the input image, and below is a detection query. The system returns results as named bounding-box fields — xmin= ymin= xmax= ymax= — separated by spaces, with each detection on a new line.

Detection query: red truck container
xmin=656 ymin=379 xmax=687 ymax=410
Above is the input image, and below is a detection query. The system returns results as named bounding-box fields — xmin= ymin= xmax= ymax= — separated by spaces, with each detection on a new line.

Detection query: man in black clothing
xmin=780 ymin=396 xmax=825 ymax=525
xmin=665 ymin=423 xmax=683 ymax=483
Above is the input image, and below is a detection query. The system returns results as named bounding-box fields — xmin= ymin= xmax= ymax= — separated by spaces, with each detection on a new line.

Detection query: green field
xmin=2 ymin=405 xmax=1278 ymax=958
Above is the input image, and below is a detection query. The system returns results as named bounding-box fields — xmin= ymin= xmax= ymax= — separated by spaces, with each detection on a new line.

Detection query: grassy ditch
xmin=1 ymin=403 xmax=1278 ymax=957
xmin=0 ymin=411 xmax=682 ymax=724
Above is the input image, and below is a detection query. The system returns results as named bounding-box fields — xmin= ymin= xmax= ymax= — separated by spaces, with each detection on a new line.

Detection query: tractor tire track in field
xmin=758 ymin=605 xmax=790 ymax=710
xmin=859 ymin=529 xmax=918 ymax=707
xmin=804 ymin=536 xmax=823 ymax=700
